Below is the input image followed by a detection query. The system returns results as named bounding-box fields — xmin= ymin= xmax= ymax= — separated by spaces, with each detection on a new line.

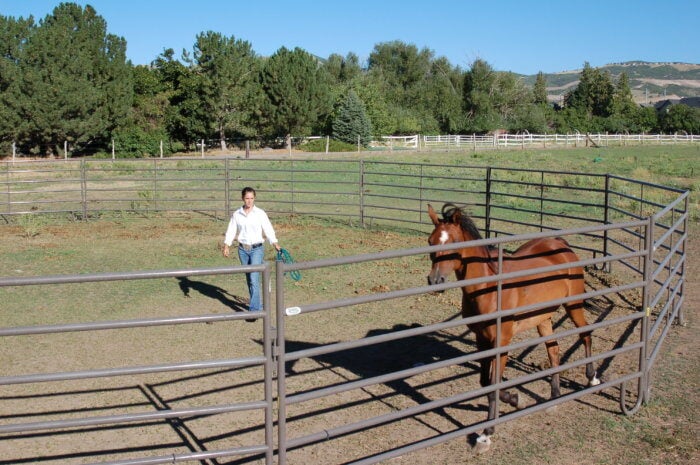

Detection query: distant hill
xmin=521 ymin=61 xmax=700 ymax=104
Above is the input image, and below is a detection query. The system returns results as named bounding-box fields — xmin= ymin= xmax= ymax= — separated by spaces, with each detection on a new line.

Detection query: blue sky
xmin=3 ymin=0 xmax=698 ymax=75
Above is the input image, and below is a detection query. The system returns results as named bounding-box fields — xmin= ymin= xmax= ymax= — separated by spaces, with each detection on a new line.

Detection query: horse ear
xmin=427 ymin=204 xmax=440 ymax=225
xmin=451 ymin=208 xmax=462 ymax=224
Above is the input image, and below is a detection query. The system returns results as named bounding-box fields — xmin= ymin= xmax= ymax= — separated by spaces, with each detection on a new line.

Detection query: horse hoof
xmin=589 ymin=375 xmax=601 ymax=387
xmin=474 ymin=434 xmax=491 ymax=454
xmin=516 ymin=396 xmax=527 ymax=409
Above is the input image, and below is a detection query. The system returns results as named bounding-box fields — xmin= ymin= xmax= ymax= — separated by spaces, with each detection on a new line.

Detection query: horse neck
xmin=456 ymin=237 xmax=497 ymax=280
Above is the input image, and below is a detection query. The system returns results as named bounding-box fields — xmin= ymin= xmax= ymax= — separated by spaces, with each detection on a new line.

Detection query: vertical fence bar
xmin=539 ymin=171 xmax=545 ymax=232
xmin=290 ymin=160 xmax=295 ymax=215
xmin=419 ymin=165 xmax=424 ymax=225
xmin=81 ymin=159 xmax=87 ymax=220
xmin=153 ymin=158 xmax=158 ymax=212
xmin=485 ymin=167 xmax=492 ymax=238
xmin=677 ymin=195 xmax=688 ymax=326
xmin=262 ymin=263 xmax=274 ymax=465
xmin=640 ymin=218 xmax=653 ymax=403
xmin=224 ymin=158 xmax=231 ymax=219
xmin=359 ymin=160 xmax=365 ymax=227
xmin=4 ymin=162 xmax=10 ymax=214
xmin=276 ymin=260 xmax=289 ymax=465
xmin=603 ymin=174 xmax=611 ymax=272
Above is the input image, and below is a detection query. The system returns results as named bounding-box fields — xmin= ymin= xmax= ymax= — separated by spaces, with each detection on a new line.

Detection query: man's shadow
xmin=176 ymin=277 xmax=248 ymax=312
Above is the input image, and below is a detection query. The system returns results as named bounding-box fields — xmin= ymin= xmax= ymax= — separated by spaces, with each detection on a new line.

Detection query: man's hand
xmin=222 ymin=244 xmax=230 ymax=257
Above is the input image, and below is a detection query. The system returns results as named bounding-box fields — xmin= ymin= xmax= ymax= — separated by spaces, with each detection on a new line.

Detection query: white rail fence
xmin=311 ymin=133 xmax=698 ymax=151
xmin=412 ymin=133 xmax=699 ymax=150
xmin=4 ymin=133 xmax=698 ymax=160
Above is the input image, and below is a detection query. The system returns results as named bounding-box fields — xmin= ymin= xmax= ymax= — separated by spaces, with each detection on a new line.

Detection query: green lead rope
xmin=276 ymin=248 xmax=302 ymax=281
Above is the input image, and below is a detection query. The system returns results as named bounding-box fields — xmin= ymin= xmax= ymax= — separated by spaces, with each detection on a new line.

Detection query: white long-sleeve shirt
xmin=224 ymin=205 xmax=278 ymax=246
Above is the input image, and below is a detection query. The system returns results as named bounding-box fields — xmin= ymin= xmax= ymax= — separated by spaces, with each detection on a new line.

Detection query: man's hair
xmin=241 ymin=187 xmax=256 ymax=198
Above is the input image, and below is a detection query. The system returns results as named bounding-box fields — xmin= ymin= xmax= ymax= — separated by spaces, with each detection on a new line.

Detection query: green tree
xmin=367 ymin=41 xmax=432 ymax=106
xmin=191 ymin=31 xmax=262 ymax=150
xmin=325 ymin=52 xmax=362 ymax=84
xmin=260 ymin=47 xmax=332 ymax=147
xmin=419 ymin=56 xmax=463 ymax=133
xmin=463 ymin=59 xmax=530 ymax=133
xmin=332 ymin=90 xmax=372 ymax=146
xmin=612 ymin=72 xmax=637 ymax=116
xmin=114 ymin=64 xmax=172 ymax=157
xmin=17 ymin=3 xmax=132 ymax=155
xmin=366 ymin=41 xmax=438 ymax=133
xmin=564 ymin=62 xmax=615 ymax=118
xmin=0 ymin=15 xmax=34 ymax=150
xmin=659 ymin=104 xmax=700 ymax=134
xmin=153 ymin=49 xmax=206 ymax=151
xmin=533 ymin=71 xmax=548 ymax=105
xmin=354 ymin=75 xmax=393 ymax=136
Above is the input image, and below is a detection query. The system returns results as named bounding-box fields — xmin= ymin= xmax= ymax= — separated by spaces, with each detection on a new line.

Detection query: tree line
xmin=1 ymin=3 xmax=699 ymax=157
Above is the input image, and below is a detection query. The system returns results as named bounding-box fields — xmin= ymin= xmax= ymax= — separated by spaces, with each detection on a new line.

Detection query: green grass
xmin=0 ymin=145 xmax=697 ymax=465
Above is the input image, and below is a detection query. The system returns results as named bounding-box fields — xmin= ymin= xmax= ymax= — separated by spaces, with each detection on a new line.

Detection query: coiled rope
xmin=276 ymin=248 xmax=302 ymax=281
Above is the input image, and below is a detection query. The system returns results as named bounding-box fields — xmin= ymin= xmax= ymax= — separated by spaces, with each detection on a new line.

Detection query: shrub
xmin=300 ymin=138 xmax=359 ymax=153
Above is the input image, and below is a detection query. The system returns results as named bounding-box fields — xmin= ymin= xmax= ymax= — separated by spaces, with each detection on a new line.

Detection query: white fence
xmin=369 ymin=133 xmax=699 ymax=151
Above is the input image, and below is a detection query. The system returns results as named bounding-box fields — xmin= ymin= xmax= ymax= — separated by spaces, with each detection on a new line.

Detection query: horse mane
xmin=441 ymin=203 xmax=483 ymax=240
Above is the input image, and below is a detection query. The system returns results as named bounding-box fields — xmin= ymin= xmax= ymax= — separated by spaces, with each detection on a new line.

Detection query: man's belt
xmin=239 ymin=243 xmax=263 ymax=252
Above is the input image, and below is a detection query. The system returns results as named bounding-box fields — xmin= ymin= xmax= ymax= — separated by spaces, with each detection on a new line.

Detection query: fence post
xmin=325 ymin=136 xmax=329 ymax=154
xmin=12 ymin=141 xmax=15 ymax=161
xmin=275 ymin=259 xmax=289 ymax=465
xmin=603 ymin=174 xmax=611 ymax=272
xmin=64 ymin=141 xmax=68 ymax=160
xmin=5 ymin=161 xmax=10 ymax=213
xmin=224 ymin=157 xmax=230 ymax=219
xmin=153 ymin=158 xmax=158 ymax=212
xmin=81 ymin=159 xmax=87 ymax=220
xmin=640 ymin=218 xmax=653 ymax=403
xmin=112 ymin=139 xmax=115 ymax=160
xmin=201 ymin=139 xmax=204 ymax=158
xmin=485 ymin=167 xmax=492 ymax=238
xmin=359 ymin=160 xmax=365 ymax=227
xmin=245 ymin=140 xmax=250 ymax=159
xmin=160 ymin=140 xmax=163 ymax=158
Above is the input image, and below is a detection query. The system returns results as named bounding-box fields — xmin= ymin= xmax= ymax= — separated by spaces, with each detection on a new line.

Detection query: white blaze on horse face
xmin=439 ymin=230 xmax=449 ymax=245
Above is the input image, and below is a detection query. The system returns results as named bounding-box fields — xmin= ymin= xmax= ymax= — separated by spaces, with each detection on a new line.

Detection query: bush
xmin=112 ymin=127 xmax=172 ymax=158
xmin=300 ymin=138 xmax=359 ymax=153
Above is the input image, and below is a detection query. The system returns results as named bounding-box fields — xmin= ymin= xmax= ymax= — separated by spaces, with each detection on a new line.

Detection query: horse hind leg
xmin=565 ymin=299 xmax=600 ymax=386
xmin=537 ymin=318 xmax=562 ymax=399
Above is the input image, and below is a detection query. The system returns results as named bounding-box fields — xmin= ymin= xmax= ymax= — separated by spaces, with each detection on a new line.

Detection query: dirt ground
xmin=0 ymin=217 xmax=697 ymax=465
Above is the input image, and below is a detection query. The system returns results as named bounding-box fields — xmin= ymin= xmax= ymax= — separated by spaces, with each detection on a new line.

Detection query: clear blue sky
xmin=3 ymin=0 xmax=699 ymax=75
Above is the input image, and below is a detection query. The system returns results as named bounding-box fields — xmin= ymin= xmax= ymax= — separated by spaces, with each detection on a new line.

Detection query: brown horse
xmin=426 ymin=203 xmax=599 ymax=449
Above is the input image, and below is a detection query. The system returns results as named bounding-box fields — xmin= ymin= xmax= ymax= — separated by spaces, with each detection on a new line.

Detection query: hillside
xmin=521 ymin=61 xmax=700 ymax=104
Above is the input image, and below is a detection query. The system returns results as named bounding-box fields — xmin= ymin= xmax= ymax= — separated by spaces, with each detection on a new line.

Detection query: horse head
xmin=427 ymin=203 xmax=467 ymax=287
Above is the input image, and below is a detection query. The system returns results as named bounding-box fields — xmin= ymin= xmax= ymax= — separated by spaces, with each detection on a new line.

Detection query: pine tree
xmin=260 ymin=47 xmax=332 ymax=147
xmin=332 ymin=90 xmax=372 ymax=146
xmin=16 ymin=4 xmax=132 ymax=155
xmin=0 ymin=15 xmax=33 ymax=149
xmin=192 ymin=31 xmax=261 ymax=150
xmin=533 ymin=72 xmax=548 ymax=105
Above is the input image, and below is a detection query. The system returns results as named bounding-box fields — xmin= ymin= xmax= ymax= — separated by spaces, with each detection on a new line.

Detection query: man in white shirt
xmin=223 ymin=187 xmax=281 ymax=314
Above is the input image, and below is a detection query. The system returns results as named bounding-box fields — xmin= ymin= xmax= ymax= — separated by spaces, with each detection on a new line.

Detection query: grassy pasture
xmin=0 ymin=145 xmax=697 ymax=464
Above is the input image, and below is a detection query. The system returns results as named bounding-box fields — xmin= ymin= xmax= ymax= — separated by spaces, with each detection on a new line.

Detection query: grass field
xmin=0 ymin=144 xmax=697 ymax=465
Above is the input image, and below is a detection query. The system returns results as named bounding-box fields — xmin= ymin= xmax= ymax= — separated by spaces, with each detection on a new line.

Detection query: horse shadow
xmin=283 ymin=323 xmax=484 ymax=432
xmin=175 ymin=277 xmax=248 ymax=312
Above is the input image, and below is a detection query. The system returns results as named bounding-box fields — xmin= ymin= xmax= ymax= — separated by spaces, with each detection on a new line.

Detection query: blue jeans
xmin=238 ymin=245 xmax=264 ymax=312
